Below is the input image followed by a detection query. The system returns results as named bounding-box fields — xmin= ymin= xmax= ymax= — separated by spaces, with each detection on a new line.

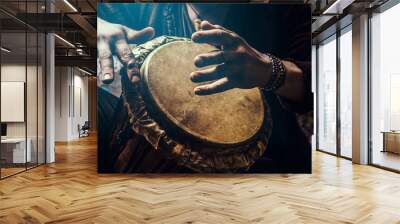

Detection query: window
xmin=339 ymin=26 xmax=352 ymax=158
xmin=312 ymin=45 xmax=317 ymax=150
xmin=316 ymin=24 xmax=353 ymax=159
xmin=370 ymin=2 xmax=400 ymax=171
xmin=0 ymin=1 xmax=47 ymax=179
xmin=317 ymin=35 xmax=337 ymax=154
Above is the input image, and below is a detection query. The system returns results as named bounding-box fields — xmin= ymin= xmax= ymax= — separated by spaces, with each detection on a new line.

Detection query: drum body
xmin=119 ymin=36 xmax=272 ymax=172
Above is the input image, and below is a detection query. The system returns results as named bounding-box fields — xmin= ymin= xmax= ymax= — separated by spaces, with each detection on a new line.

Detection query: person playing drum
xmin=97 ymin=3 xmax=312 ymax=173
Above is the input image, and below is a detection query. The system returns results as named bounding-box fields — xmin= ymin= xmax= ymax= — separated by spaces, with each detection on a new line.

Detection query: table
xmin=1 ymin=138 xmax=31 ymax=164
xmin=381 ymin=131 xmax=400 ymax=154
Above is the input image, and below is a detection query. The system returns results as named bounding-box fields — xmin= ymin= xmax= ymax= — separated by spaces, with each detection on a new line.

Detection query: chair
xmin=78 ymin=121 xmax=90 ymax=138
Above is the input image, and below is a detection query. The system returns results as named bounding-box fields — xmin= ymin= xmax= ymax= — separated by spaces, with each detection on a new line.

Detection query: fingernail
xmin=131 ymin=75 xmax=140 ymax=83
xmin=103 ymin=73 xmax=111 ymax=80
xmin=194 ymin=56 xmax=202 ymax=67
xmin=190 ymin=72 xmax=197 ymax=81
xmin=127 ymin=59 xmax=136 ymax=69
xmin=191 ymin=33 xmax=199 ymax=41
xmin=194 ymin=87 xmax=202 ymax=95
xmin=127 ymin=67 xmax=140 ymax=79
xmin=127 ymin=66 xmax=139 ymax=74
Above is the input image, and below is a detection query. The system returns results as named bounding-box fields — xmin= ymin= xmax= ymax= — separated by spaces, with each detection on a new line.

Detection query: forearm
xmin=274 ymin=60 xmax=305 ymax=102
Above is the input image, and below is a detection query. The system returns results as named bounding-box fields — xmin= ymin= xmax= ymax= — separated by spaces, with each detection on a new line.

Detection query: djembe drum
xmin=113 ymin=36 xmax=272 ymax=173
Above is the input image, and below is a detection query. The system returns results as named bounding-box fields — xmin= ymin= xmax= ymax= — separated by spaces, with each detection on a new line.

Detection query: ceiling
xmin=311 ymin=0 xmax=390 ymax=43
xmin=1 ymin=32 xmax=45 ymax=64
xmin=0 ymin=0 xmax=97 ymax=72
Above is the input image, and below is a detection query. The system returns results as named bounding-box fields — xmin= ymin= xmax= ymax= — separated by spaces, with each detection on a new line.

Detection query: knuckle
xmin=230 ymin=32 xmax=239 ymax=38
xmin=116 ymin=46 xmax=133 ymax=63
xmin=119 ymin=48 xmax=132 ymax=58
xmin=216 ymin=30 xmax=225 ymax=37
xmin=112 ymin=24 xmax=124 ymax=34
xmin=230 ymin=33 xmax=243 ymax=44
xmin=236 ymin=47 xmax=247 ymax=55
xmin=98 ymin=49 xmax=112 ymax=59
xmin=230 ymin=32 xmax=240 ymax=40
xmin=197 ymin=54 xmax=206 ymax=61
xmin=194 ymin=55 xmax=202 ymax=63
xmin=99 ymin=25 xmax=124 ymax=39
xmin=216 ymin=51 xmax=224 ymax=58
xmin=216 ymin=64 xmax=225 ymax=73
xmin=97 ymin=35 xmax=107 ymax=42
xmin=127 ymin=60 xmax=138 ymax=70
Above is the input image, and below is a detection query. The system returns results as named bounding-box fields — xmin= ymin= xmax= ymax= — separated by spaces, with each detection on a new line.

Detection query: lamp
xmin=78 ymin=67 xmax=94 ymax=76
xmin=1 ymin=47 xmax=11 ymax=53
xmin=322 ymin=0 xmax=354 ymax=15
xmin=63 ymin=0 xmax=78 ymax=12
xmin=54 ymin=34 xmax=75 ymax=48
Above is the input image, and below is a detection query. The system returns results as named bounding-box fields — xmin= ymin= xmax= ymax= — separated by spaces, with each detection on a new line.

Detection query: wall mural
xmin=97 ymin=3 xmax=312 ymax=173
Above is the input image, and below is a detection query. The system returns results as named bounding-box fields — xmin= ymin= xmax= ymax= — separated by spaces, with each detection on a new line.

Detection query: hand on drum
xmin=97 ymin=18 xmax=155 ymax=84
xmin=191 ymin=21 xmax=273 ymax=95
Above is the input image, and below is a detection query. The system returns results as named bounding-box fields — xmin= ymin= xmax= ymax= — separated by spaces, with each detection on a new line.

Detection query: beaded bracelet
xmin=263 ymin=53 xmax=286 ymax=92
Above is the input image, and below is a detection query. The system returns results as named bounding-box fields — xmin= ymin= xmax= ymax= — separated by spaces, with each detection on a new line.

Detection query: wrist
xmin=262 ymin=53 xmax=286 ymax=92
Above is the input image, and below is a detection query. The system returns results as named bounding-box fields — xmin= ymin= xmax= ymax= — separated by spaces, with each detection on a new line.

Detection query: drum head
xmin=141 ymin=40 xmax=265 ymax=146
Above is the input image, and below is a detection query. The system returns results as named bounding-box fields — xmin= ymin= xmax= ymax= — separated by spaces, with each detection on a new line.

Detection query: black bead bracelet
xmin=263 ymin=53 xmax=286 ymax=92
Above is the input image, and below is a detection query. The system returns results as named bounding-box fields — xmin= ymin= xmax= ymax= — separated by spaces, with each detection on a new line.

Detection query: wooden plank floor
xmin=1 ymin=135 xmax=400 ymax=224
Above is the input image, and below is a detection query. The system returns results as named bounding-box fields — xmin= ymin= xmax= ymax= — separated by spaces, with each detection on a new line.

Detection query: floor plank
xmin=0 ymin=135 xmax=400 ymax=224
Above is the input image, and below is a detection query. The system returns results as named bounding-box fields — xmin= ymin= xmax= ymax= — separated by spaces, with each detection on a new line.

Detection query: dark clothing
xmin=98 ymin=3 xmax=312 ymax=173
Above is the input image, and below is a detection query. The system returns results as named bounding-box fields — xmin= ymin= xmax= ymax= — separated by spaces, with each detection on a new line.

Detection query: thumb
xmin=124 ymin=26 xmax=155 ymax=44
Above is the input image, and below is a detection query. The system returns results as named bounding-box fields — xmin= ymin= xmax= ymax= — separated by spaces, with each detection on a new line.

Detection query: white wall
xmin=1 ymin=64 xmax=38 ymax=137
xmin=54 ymin=66 xmax=89 ymax=141
xmin=1 ymin=65 xmax=27 ymax=140
xmin=55 ymin=66 xmax=69 ymax=141
xmin=71 ymin=73 xmax=89 ymax=138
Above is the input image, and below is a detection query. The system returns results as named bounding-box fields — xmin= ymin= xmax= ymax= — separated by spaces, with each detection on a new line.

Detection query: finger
xmin=190 ymin=64 xmax=225 ymax=83
xmin=115 ymin=37 xmax=134 ymax=65
xmin=194 ymin=77 xmax=234 ymax=95
xmin=98 ymin=38 xmax=114 ymax=84
xmin=114 ymin=38 xmax=140 ymax=83
xmin=194 ymin=50 xmax=237 ymax=67
xmin=200 ymin=20 xmax=228 ymax=32
xmin=191 ymin=29 xmax=238 ymax=47
xmin=123 ymin=26 xmax=155 ymax=44
xmin=194 ymin=51 xmax=224 ymax=67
